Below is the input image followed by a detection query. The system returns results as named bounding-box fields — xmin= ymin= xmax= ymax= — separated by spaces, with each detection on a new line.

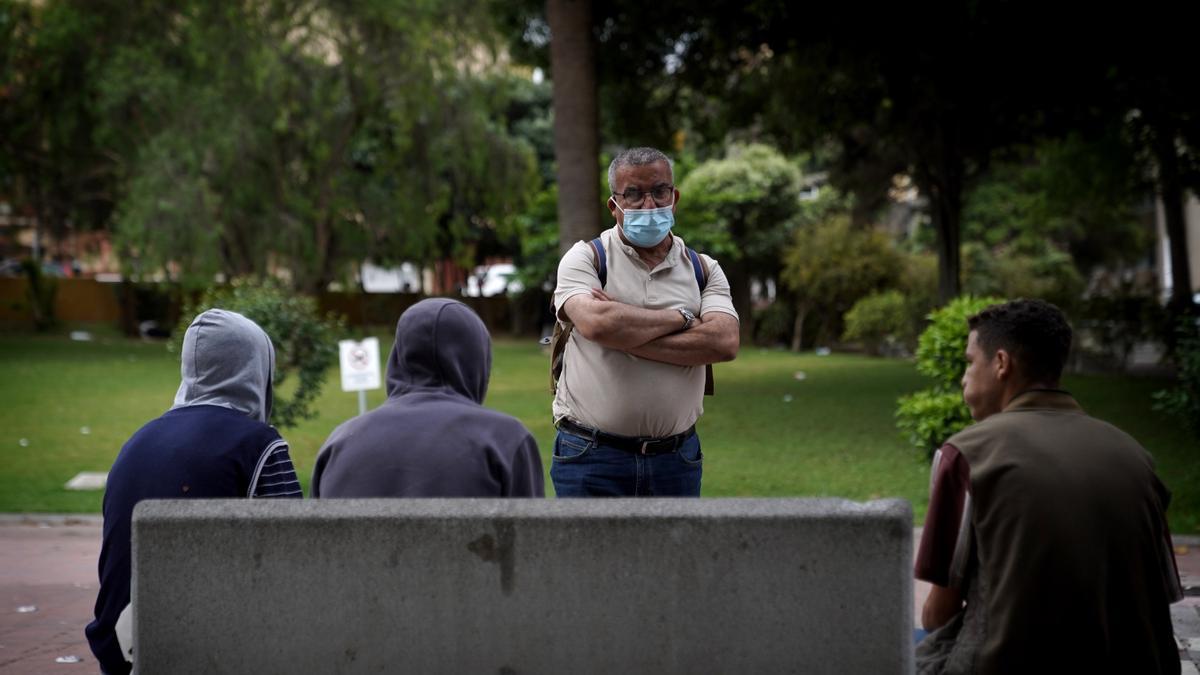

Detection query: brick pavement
xmin=0 ymin=516 xmax=101 ymax=674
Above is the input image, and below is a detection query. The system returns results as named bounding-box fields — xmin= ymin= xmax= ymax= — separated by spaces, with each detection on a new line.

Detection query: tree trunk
xmin=931 ymin=180 xmax=963 ymax=305
xmin=914 ymin=114 xmax=966 ymax=305
xmin=309 ymin=215 xmax=337 ymax=295
xmin=790 ymin=305 xmax=808 ymax=352
xmin=547 ymin=0 xmax=601 ymax=254
xmin=916 ymin=152 xmax=964 ymax=305
xmin=1155 ymin=131 xmax=1196 ymax=312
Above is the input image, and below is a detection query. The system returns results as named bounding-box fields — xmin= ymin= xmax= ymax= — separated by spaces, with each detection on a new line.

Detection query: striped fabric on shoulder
xmin=250 ymin=440 xmax=304 ymax=498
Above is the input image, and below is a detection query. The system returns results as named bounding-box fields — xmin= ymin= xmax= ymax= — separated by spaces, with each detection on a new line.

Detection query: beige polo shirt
xmin=552 ymin=225 xmax=739 ymax=437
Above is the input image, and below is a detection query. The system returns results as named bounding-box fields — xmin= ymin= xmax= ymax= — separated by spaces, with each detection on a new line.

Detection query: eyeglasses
xmin=613 ymin=185 xmax=675 ymax=208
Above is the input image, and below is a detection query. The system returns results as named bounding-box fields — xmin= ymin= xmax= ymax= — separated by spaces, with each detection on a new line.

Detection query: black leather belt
xmin=556 ymin=418 xmax=696 ymax=456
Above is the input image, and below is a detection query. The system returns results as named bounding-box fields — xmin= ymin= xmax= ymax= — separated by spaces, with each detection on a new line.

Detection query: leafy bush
xmin=782 ymin=215 xmax=903 ymax=350
xmin=1153 ymin=316 xmax=1200 ymax=440
xmin=962 ymin=241 xmax=1083 ymax=313
xmin=842 ymin=290 xmax=913 ymax=355
xmin=752 ymin=301 xmax=795 ymax=347
xmin=894 ymin=390 xmax=972 ymax=456
xmin=898 ymin=251 xmax=940 ymax=337
xmin=678 ymin=143 xmax=804 ymax=264
xmin=896 ymin=295 xmax=1005 ymax=456
xmin=172 ymin=279 xmax=345 ymax=429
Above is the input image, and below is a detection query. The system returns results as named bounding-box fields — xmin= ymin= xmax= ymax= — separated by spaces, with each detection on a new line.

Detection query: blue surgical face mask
xmin=615 ymin=197 xmax=675 ymax=248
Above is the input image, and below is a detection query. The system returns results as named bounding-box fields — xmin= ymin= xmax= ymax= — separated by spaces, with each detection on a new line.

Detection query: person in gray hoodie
xmin=313 ymin=298 xmax=544 ymax=497
xmin=86 ymin=308 xmax=302 ymax=674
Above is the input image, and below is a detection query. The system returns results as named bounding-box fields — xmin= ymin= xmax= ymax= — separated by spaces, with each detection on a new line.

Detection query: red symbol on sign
xmin=350 ymin=348 xmax=369 ymax=369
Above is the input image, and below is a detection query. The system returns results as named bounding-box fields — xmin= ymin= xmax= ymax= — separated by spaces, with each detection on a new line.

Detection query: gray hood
xmin=172 ymin=308 xmax=275 ymax=423
xmin=386 ymin=298 xmax=490 ymax=403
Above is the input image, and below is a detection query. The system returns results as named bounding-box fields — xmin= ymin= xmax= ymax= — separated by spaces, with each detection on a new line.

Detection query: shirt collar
xmin=607 ymin=225 xmax=681 ymax=266
xmin=1003 ymin=388 xmax=1083 ymax=414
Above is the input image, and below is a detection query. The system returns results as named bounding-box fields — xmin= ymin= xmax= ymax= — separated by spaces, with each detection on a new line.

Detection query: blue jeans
xmin=550 ymin=428 xmax=703 ymax=497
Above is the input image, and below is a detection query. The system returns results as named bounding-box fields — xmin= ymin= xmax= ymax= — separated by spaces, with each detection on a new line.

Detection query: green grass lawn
xmin=1 ymin=330 xmax=1197 ymax=531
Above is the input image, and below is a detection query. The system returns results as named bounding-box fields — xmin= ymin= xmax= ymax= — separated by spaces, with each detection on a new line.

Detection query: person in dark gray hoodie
xmin=312 ymin=298 xmax=544 ymax=497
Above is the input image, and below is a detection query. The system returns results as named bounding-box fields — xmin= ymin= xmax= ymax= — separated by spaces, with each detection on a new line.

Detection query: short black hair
xmin=967 ymin=299 xmax=1073 ymax=385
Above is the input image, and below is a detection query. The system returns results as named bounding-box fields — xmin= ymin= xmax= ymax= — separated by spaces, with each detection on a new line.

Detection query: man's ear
xmin=671 ymin=187 xmax=681 ymax=212
xmin=993 ymin=348 xmax=1012 ymax=380
xmin=607 ymin=196 xmax=620 ymax=221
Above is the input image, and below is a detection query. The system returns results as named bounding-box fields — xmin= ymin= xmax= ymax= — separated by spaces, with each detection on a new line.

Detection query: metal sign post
xmin=338 ymin=337 xmax=382 ymax=416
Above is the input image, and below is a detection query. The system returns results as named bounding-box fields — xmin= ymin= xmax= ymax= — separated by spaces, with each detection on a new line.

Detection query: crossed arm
xmin=562 ymin=289 xmax=739 ymax=366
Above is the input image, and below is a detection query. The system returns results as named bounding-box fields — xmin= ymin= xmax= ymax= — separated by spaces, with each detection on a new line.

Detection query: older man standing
xmin=550 ymin=146 xmax=739 ymax=497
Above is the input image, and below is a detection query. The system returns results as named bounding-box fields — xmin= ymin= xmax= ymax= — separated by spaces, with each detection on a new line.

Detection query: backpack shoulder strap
xmin=686 ymin=247 xmax=708 ymax=291
xmin=549 ymin=237 xmax=606 ymax=394
xmin=684 ymin=247 xmax=716 ymax=397
xmin=589 ymin=237 xmax=607 ymax=288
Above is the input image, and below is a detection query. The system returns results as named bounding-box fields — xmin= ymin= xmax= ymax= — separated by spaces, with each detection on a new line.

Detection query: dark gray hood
xmin=172 ymin=309 xmax=275 ymax=423
xmin=386 ymin=298 xmax=490 ymax=403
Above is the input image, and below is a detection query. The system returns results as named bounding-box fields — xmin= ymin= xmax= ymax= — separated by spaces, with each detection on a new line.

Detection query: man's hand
xmin=562 ymin=292 xmax=685 ymax=350
xmin=565 ymin=290 xmax=738 ymax=365
xmin=625 ymin=312 xmax=739 ymax=366
xmin=921 ymin=583 xmax=963 ymax=631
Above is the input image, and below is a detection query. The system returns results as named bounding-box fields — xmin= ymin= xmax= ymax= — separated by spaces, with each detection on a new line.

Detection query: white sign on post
xmin=338 ymin=338 xmax=381 ymax=415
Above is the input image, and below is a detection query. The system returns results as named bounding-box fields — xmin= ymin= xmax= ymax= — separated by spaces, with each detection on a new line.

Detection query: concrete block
xmin=133 ymin=498 xmax=913 ymax=674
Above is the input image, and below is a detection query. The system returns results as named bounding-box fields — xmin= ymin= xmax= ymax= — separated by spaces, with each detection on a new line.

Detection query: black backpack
xmin=547 ymin=237 xmax=714 ymax=396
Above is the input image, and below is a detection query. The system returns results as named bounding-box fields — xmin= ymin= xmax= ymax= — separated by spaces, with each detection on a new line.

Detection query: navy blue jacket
xmin=86 ymin=309 xmax=301 ymax=674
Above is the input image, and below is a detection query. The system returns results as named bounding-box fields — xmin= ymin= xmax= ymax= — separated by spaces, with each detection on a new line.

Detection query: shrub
xmin=962 ymin=241 xmax=1083 ymax=313
xmin=173 ymin=279 xmax=345 ymax=429
xmin=894 ymin=390 xmax=972 ymax=455
xmin=782 ymin=216 xmax=903 ymax=351
xmin=895 ymin=295 xmax=1005 ymax=456
xmin=753 ymin=301 xmax=795 ymax=347
xmin=898 ymin=251 xmax=939 ymax=338
xmin=1153 ymin=315 xmax=1200 ymax=440
xmin=842 ymin=290 xmax=912 ymax=355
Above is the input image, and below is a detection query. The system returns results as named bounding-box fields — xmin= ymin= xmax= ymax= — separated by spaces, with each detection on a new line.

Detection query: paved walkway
xmin=2 ymin=515 xmax=1199 ymax=673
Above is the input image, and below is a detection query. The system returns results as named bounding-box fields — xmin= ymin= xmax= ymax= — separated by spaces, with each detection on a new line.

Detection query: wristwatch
xmin=677 ymin=308 xmax=696 ymax=331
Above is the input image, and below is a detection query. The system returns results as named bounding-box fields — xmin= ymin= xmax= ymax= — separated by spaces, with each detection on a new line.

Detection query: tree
xmin=499 ymin=0 xmax=1200 ymax=309
xmin=961 ymin=134 xmax=1150 ymax=274
xmin=781 ymin=215 xmax=902 ymax=351
xmin=495 ymin=0 xmax=740 ymax=256
xmin=1102 ymin=4 xmax=1200 ymax=313
xmin=0 ymin=1 xmax=116 ymax=258
xmin=546 ymin=0 xmax=601 ymax=254
xmin=174 ymin=279 xmax=343 ymax=429
xmin=5 ymin=1 xmax=538 ymax=291
xmin=715 ymin=3 xmax=1101 ymax=304
xmin=678 ymin=143 xmax=804 ymax=340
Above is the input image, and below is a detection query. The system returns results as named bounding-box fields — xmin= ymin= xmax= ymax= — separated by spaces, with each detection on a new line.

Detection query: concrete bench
xmin=132 ymin=498 xmax=913 ymax=674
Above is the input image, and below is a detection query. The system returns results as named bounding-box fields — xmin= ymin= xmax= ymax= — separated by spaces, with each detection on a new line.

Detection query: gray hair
xmin=607 ymin=147 xmax=674 ymax=193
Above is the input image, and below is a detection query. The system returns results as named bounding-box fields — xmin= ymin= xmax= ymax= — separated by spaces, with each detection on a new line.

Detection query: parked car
xmin=463 ymin=263 xmax=523 ymax=298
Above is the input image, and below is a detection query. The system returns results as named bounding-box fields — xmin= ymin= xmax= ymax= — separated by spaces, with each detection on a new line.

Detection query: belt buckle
xmin=640 ymin=440 xmax=650 ymax=455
